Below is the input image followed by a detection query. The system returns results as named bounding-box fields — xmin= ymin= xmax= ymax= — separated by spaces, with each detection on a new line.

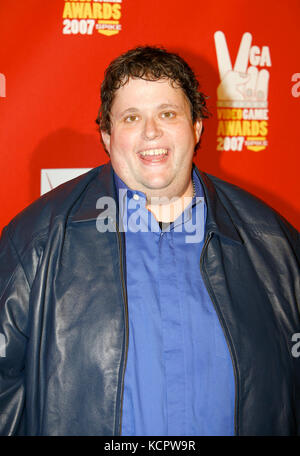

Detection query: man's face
xmin=101 ymin=78 xmax=202 ymax=199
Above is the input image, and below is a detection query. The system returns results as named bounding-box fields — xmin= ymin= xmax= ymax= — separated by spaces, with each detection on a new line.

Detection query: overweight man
xmin=0 ymin=46 xmax=299 ymax=436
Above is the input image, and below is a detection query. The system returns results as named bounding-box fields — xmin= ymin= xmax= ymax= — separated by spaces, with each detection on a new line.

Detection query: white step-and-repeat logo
xmin=41 ymin=168 xmax=91 ymax=195
xmin=0 ymin=72 xmax=6 ymax=98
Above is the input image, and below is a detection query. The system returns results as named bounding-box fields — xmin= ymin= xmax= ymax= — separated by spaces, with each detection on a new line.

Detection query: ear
xmin=193 ymin=119 xmax=202 ymax=144
xmin=101 ymin=131 xmax=111 ymax=155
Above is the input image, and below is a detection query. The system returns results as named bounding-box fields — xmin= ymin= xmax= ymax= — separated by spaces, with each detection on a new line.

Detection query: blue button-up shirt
xmin=114 ymin=170 xmax=235 ymax=436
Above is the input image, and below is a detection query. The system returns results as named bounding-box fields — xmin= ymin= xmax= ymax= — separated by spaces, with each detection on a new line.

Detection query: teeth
xmin=140 ymin=149 xmax=168 ymax=156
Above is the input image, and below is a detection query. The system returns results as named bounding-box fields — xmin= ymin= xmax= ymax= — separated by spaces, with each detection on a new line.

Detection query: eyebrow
xmin=157 ymin=103 xmax=182 ymax=110
xmin=117 ymin=107 xmax=140 ymax=118
xmin=117 ymin=103 xmax=183 ymax=118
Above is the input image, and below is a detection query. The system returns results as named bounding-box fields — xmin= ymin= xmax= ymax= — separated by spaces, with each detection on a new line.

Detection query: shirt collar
xmin=70 ymin=162 xmax=242 ymax=245
xmin=113 ymin=169 xmax=205 ymax=231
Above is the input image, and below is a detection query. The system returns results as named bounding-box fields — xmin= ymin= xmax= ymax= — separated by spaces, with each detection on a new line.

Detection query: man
xmin=0 ymin=46 xmax=299 ymax=436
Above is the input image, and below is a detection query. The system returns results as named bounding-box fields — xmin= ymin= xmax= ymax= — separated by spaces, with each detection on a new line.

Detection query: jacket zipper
xmin=115 ymin=222 xmax=129 ymax=436
xmin=199 ymin=231 xmax=239 ymax=436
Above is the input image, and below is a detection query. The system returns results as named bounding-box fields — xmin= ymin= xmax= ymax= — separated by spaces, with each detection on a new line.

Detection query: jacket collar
xmin=72 ymin=161 xmax=243 ymax=244
xmin=71 ymin=162 xmax=117 ymax=222
xmin=194 ymin=167 xmax=243 ymax=244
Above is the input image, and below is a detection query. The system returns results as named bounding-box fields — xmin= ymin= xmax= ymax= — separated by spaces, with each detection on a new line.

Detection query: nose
xmin=142 ymin=117 xmax=162 ymax=141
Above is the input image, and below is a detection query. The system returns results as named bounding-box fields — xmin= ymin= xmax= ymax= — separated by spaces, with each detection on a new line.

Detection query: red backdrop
xmin=0 ymin=0 xmax=299 ymax=231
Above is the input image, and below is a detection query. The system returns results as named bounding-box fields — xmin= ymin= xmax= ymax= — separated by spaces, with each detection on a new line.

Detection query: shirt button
xmin=133 ymin=194 xmax=139 ymax=201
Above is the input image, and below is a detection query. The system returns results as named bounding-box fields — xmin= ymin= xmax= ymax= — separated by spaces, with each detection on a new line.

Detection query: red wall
xmin=0 ymin=0 xmax=299 ymax=230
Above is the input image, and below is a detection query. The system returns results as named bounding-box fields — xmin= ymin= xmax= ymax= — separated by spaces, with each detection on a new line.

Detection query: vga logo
xmin=214 ymin=31 xmax=271 ymax=108
xmin=0 ymin=72 xmax=6 ymax=97
xmin=214 ymin=32 xmax=271 ymax=152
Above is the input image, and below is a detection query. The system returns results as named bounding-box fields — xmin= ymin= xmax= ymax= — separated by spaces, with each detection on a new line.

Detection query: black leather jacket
xmin=0 ymin=163 xmax=299 ymax=435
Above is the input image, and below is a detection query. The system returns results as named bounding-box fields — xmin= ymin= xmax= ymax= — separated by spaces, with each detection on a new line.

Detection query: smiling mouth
xmin=138 ymin=148 xmax=169 ymax=162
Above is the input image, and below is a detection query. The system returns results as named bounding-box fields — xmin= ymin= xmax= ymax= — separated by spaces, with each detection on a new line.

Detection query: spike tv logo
xmin=62 ymin=0 xmax=122 ymax=37
xmin=214 ymin=31 xmax=271 ymax=152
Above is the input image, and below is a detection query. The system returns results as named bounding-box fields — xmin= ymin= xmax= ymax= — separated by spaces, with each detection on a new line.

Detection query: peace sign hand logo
xmin=214 ymin=31 xmax=270 ymax=108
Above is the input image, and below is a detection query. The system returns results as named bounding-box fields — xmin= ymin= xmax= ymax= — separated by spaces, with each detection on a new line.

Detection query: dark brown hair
xmin=96 ymin=46 xmax=210 ymax=149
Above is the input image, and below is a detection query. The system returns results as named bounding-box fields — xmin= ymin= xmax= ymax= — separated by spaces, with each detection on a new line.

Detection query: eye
xmin=161 ymin=111 xmax=176 ymax=119
xmin=124 ymin=114 xmax=139 ymax=123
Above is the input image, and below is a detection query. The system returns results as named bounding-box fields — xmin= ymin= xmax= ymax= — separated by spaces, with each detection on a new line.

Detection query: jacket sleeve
xmin=0 ymin=225 xmax=30 ymax=435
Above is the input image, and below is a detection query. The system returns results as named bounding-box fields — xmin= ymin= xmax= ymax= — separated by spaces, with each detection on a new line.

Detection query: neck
xmin=146 ymin=179 xmax=194 ymax=223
